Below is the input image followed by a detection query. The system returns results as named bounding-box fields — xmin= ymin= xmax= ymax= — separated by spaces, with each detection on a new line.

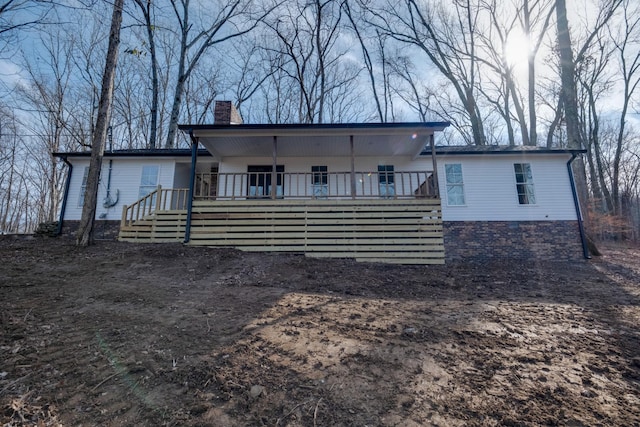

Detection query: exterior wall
xmin=436 ymin=153 xmax=577 ymax=221
xmin=62 ymin=158 xmax=178 ymax=221
xmin=217 ymin=156 xmax=434 ymax=198
xmin=173 ymin=160 xmax=216 ymax=188
xmin=444 ymin=220 xmax=584 ymax=261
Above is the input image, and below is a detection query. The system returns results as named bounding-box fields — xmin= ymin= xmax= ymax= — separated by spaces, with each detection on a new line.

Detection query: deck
xmin=118 ymin=170 xmax=444 ymax=264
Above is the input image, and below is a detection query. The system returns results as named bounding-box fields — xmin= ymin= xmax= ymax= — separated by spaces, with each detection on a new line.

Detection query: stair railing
xmin=120 ymin=186 xmax=190 ymax=228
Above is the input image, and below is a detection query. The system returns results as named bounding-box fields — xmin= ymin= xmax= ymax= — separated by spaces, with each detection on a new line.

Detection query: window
xmin=378 ymin=165 xmax=395 ymax=197
xmin=139 ymin=165 xmax=159 ymax=199
xmin=312 ymin=165 xmax=328 ymax=198
xmin=514 ymin=163 xmax=536 ymax=204
xmin=78 ymin=166 xmax=89 ymax=207
xmin=445 ymin=163 xmax=465 ymax=205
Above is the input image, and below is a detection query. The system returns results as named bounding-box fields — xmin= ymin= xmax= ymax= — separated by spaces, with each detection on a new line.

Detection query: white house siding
xmin=436 ymin=154 xmax=578 ymax=221
xmin=63 ymin=158 xmax=177 ymax=221
xmin=173 ymin=159 xmax=217 ymax=188
xmin=217 ymin=156 xmax=434 ymax=199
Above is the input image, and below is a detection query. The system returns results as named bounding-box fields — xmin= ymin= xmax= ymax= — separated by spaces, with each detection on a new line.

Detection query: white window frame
xmin=444 ymin=163 xmax=465 ymax=206
xmin=311 ymin=165 xmax=328 ymax=198
xmin=139 ymin=165 xmax=160 ymax=199
xmin=78 ymin=166 xmax=90 ymax=207
xmin=378 ymin=165 xmax=395 ymax=198
xmin=514 ymin=163 xmax=536 ymax=205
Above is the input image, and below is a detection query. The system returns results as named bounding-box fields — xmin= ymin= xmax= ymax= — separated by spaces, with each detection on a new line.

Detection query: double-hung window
xmin=378 ymin=165 xmax=395 ymax=198
xmin=445 ymin=163 xmax=465 ymax=206
xmin=514 ymin=163 xmax=536 ymax=204
xmin=311 ymin=165 xmax=328 ymax=198
xmin=78 ymin=166 xmax=90 ymax=207
xmin=139 ymin=165 xmax=159 ymax=199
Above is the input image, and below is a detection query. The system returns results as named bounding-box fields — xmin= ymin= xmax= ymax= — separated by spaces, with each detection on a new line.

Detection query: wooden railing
xmin=121 ymin=171 xmax=436 ymax=228
xmin=120 ymin=186 xmax=189 ymax=228
xmin=204 ymin=170 xmax=436 ymax=200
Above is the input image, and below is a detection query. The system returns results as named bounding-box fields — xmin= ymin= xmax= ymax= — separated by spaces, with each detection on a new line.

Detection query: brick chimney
xmin=214 ymin=101 xmax=243 ymax=125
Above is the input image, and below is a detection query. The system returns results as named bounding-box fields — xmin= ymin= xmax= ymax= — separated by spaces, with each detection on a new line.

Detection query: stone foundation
xmin=59 ymin=220 xmax=121 ymax=240
xmin=443 ymin=221 xmax=585 ymax=261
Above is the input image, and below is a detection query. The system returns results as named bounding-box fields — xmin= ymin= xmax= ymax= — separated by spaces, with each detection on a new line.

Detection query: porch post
xmin=272 ymin=136 xmax=277 ymax=199
xmin=350 ymin=135 xmax=356 ymax=199
xmin=430 ymin=134 xmax=440 ymax=198
xmin=184 ymin=131 xmax=198 ymax=243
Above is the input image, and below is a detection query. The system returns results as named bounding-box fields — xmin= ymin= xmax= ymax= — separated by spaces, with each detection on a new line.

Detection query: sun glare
xmin=504 ymin=31 xmax=532 ymax=68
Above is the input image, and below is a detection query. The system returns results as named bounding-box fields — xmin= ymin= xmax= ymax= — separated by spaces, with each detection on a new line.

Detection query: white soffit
xmin=191 ymin=125 xmax=440 ymax=159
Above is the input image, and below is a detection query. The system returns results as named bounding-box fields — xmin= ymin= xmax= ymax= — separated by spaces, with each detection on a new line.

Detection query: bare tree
xmin=76 ymin=0 xmax=124 ymax=246
xmin=609 ymin=0 xmax=640 ymax=214
xmin=164 ymin=0 xmax=270 ymax=147
xmin=261 ymin=0 xmax=354 ymax=124
xmin=0 ymin=0 xmax=54 ymax=54
xmin=132 ymin=0 xmax=160 ymax=148
xmin=366 ymin=0 xmax=487 ymax=144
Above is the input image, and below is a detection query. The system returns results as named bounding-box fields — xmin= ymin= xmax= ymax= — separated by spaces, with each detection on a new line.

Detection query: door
xmin=248 ymin=165 xmax=284 ymax=198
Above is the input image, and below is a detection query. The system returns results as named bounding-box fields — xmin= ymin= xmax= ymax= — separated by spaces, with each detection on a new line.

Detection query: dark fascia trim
xmin=177 ymin=121 xmax=452 ymax=132
xmin=421 ymin=146 xmax=587 ymax=156
xmin=52 ymin=149 xmax=213 ymax=159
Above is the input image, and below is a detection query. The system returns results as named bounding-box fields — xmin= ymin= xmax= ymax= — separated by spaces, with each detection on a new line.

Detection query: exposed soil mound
xmin=1 ymin=238 xmax=639 ymax=426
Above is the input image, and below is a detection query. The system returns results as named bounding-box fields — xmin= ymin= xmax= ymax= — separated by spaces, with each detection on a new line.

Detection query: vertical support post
xmin=429 ymin=134 xmax=440 ymax=198
xmin=184 ymin=131 xmax=198 ymax=243
xmin=272 ymin=136 xmax=277 ymax=200
xmin=350 ymin=135 xmax=356 ymax=199
xmin=120 ymin=205 xmax=128 ymax=228
xmin=155 ymin=184 xmax=162 ymax=211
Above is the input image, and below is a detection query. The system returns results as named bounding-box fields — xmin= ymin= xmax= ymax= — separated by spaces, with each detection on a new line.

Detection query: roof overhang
xmin=53 ymin=149 xmax=214 ymax=160
xmin=420 ymin=146 xmax=587 ymax=156
xmin=178 ymin=122 xmax=450 ymax=160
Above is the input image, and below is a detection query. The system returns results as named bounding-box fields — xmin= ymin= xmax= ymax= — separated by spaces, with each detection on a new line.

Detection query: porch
xmin=119 ymin=175 xmax=443 ymax=264
xmin=119 ymin=121 xmax=448 ymax=264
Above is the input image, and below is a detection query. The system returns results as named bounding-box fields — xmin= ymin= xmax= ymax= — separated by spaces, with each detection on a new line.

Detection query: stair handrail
xmin=120 ymin=185 xmax=162 ymax=228
xmin=121 ymin=186 xmax=193 ymax=228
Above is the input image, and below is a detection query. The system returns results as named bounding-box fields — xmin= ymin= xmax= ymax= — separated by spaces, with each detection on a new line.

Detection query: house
xmin=54 ymin=103 xmax=588 ymax=264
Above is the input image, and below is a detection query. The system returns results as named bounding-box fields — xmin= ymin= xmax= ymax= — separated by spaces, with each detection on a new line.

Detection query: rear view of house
xmin=55 ymin=104 xmax=587 ymax=264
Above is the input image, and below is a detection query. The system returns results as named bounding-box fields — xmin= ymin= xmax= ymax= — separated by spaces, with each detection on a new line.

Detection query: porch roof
xmin=178 ymin=122 xmax=450 ymax=159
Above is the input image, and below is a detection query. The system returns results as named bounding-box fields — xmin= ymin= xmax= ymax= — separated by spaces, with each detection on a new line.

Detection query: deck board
xmin=120 ymin=199 xmax=444 ymax=264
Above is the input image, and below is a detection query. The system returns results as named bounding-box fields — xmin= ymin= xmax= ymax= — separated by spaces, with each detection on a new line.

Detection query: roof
xmin=53 ymin=149 xmax=213 ymax=158
xmin=421 ymin=145 xmax=587 ymax=155
xmin=178 ymin=122 xmax=451 ymax=159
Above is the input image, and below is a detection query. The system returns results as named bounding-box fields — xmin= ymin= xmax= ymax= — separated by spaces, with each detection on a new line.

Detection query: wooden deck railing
xmin=196 ymin=170 xmax=436 ymax=200
xmin=121 ymin=171 xmax=436 ymax=228
xmin=120 ymin=186 xmax=189 ymax=228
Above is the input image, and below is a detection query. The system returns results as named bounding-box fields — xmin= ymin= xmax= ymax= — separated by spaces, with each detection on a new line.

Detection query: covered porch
xmin=119 ymin=122 xmax=449 ymax=264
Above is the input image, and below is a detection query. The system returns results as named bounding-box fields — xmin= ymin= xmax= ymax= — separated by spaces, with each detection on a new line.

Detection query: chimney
xmin=214 ymin=101 xmax=243 ymax=125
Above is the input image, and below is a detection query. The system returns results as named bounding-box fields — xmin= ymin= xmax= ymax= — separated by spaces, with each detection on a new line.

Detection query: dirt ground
xmin=1 ymin=237 xmax=639 ymax=427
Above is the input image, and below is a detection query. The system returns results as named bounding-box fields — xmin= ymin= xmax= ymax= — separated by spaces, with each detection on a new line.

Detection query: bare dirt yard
xmin=1 ymin=237 xmax=639 ymax=426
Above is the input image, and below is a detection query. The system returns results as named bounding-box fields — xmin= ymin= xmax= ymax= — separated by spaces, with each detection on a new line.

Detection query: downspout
xmin=184 ymin=130 xmax=198 ymax=243
xmin=56 ymin=157 xmax=73 ymax=236
xmin=567 ymin=153 xmax=591 ymax=259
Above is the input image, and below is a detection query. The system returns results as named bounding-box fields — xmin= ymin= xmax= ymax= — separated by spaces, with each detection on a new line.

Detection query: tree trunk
xmin=76 ymin=0 xmax=124 ymax=246
xmin=556 ymin=0 xmax=592 ymax=242
xmin=135 ymin=0 xmax=159 ymax=149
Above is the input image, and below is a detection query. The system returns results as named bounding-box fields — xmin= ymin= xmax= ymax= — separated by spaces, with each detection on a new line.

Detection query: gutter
xmin=184 ymin=130 xmax=198 ymax=243
xmin=56 ymin=156 xmax=73 ymax=236
xmin=567 ymin=153 xmax=591 ymax=259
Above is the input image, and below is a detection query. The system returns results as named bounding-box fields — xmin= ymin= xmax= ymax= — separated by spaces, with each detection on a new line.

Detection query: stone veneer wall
xmin=443 ymin=221 xmax=585 ymax=261
xmin=59 ymin=220 xmax=121 ymax=240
